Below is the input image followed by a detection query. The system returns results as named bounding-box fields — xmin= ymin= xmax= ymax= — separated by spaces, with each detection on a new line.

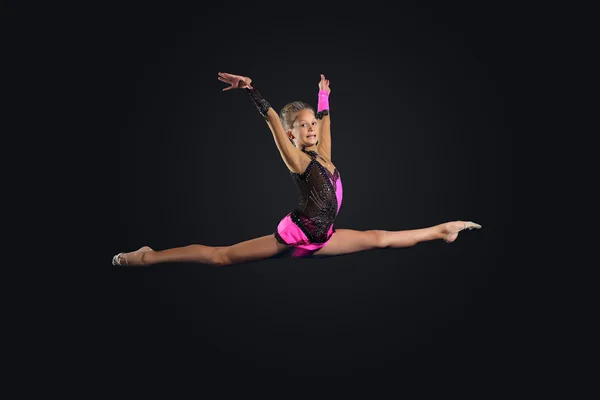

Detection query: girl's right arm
xmin=246 ymin=87 xmax=304 ymax=173
xmin=217 ymin=72 xmax=303 ymax=172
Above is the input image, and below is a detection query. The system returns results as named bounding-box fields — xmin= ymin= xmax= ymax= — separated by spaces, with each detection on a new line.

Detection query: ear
xmin=287 ymin=130 xmax=294 ymax=140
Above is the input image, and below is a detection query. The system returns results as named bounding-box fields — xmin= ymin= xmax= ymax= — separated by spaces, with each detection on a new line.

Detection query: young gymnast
xmin=112 ymin=72 xmax=481 ymax=267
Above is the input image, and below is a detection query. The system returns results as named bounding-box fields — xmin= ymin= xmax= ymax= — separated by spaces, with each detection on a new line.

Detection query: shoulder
xmin=288 ymin=154 xmax=312 ymax=175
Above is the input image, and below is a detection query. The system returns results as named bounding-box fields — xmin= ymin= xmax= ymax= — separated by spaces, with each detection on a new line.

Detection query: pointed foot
xmin=112 ymin=246 xmax=153 ymax=266
xmin=443 ymin=221 xmax=482 ymax=243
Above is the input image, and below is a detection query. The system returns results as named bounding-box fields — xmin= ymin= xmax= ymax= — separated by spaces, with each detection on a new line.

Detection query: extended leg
xmin=112 ymin=234 xmax=292 ymax=267
xmin=312 ymin=221 xmax=481 ymax=258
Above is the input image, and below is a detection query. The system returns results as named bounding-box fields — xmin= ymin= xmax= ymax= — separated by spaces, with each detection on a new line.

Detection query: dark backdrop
xmin=25 ymin=0 xmax=523 ymax=391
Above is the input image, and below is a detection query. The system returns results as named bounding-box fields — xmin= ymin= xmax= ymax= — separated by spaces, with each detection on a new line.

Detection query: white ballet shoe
xmin=112 ymin=253 xmax=127 ymax=266
xmin=463 ymin=221 xmax=482 ymax=230
xmin=112 ymin=246 xmax=153 ymax=266
xmin=444 ymin=221 xmax=482 ymax=243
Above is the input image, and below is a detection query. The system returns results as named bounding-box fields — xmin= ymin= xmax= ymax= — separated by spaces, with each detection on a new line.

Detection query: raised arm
xmin=218 ymin=72 xmax=303 ymax=172
xmin=316 ymin=74 xmax=332 ymax=160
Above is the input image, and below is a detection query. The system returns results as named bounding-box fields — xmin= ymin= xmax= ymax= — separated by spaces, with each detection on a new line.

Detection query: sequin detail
xmin=246 ymin=87 xmax=271 ymax=119
xmin=316 ymin=109 xmax=329 ymax=120
xmin=287 ymin=151 xmax=341 ymax=244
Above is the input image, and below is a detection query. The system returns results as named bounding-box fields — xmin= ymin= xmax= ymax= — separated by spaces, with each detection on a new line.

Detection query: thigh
xmin=219 ymin=234 xmax=294 ymax=266
xmin=311 ymin=229 xmax=380 ymax=258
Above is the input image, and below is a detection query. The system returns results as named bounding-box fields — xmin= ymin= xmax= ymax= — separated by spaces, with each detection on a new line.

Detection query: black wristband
xmin=316 ymin=109 xmax=329 ymax=120
xmin=246 ymin=87 xmax=271 ymax=119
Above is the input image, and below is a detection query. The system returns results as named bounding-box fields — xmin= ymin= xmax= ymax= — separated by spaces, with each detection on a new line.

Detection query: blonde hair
xmin=279 ymin=101 xmax=314 ymax=131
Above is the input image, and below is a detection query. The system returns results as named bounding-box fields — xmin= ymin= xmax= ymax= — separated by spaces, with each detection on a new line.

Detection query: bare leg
xmin=112 ymin=234 xmax=292 ymax=267
xmin=312 ymin=221 xmax=481 ymax=258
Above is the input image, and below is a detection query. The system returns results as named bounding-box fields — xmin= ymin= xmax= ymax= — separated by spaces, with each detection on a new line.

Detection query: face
xmin=289 ymin=109 xmax=318 ymax=147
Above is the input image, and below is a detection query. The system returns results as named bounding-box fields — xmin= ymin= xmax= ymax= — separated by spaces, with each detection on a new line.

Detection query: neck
xmin=301 ymin=145 xmax=329 ymax=165
xmin=301 ymin=145 xmax=318 ymax=152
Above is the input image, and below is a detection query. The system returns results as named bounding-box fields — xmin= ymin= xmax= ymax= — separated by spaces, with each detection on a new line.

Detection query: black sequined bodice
xmin=289 ymin=149 xmax=341 ymax=243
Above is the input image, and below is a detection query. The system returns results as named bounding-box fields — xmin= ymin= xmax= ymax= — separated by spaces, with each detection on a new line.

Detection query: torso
xmin=286 ymin=148 xmax=342 ymax=244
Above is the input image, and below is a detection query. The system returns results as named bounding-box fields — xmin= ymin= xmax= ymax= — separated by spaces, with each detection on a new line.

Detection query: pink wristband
xmin=317 ymin=90 xmax=329 ymax=112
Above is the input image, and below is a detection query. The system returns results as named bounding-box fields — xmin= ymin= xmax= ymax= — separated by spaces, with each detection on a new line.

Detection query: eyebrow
xmin=298 ymin=119 xmax=317 ymax=123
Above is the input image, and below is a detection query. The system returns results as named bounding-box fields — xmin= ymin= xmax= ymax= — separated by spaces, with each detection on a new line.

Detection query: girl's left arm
xmin=316 ymin=74 xmax=332 ymax=160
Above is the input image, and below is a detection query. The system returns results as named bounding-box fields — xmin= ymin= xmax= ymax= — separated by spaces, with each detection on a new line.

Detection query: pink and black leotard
xmin=274 ymin=148 xmax=343 ymax=257
xmin=246 ymin=86 xmax=342 ymax=257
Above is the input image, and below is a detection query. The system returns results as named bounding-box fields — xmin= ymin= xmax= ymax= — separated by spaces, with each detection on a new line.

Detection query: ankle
xmin=139 ymin=250 xmax=153 ymax=266
xmin=437 ymin=223 xmax=449 ymax=239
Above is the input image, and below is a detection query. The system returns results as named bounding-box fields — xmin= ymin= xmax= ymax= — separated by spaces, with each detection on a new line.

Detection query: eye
xmin=312 ymin=122 xmax=318 ymax=126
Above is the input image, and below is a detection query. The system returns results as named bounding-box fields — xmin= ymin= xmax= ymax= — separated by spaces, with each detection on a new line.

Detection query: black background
xmin=13 ymin=0 xmax=531 ymax=393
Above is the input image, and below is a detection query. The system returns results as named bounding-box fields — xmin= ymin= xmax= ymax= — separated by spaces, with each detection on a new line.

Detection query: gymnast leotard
xmin=274 ymin=148 xmax=343 ymax=257
xmin=246 ymin=86 xmax=342 ymax=257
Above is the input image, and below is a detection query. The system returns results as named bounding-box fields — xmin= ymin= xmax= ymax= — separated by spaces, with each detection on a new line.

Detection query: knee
xmin=212 ymin=247 xmax=233 ymax=267
xmin=368 ymin=230 xmax=389 ymax=249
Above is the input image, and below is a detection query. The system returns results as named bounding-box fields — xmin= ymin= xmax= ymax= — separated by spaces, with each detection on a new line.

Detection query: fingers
xmin=219 ymin=71 xmax=244 ymax=80
xmin=218 ymin=72 xmax=235 ymax=91
xmin=218 ymin=72 xmax=236 ymax=84
xmin=218 ymin=72 xmax=253 ymax=90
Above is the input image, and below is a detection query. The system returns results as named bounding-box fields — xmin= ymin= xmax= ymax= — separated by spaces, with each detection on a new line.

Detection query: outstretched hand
xmin=319 ymin=74 xmax=331 ymax=95
xmin=218 ymin=72 xmax=253 ymax=91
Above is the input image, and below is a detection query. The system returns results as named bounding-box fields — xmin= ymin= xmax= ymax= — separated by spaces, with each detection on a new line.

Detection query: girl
xmin=112 ymin=72 xmax=480 ymax=267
